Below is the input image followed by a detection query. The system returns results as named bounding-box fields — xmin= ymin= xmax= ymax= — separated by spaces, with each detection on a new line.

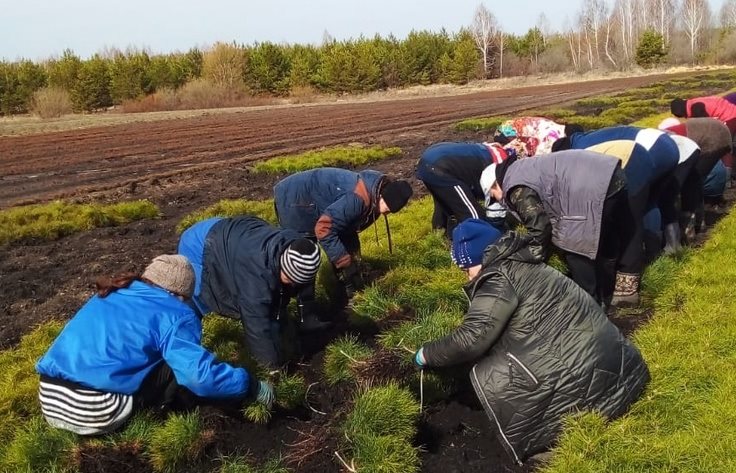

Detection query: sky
xmin=0 ymin=0 xmax=727 ymax=61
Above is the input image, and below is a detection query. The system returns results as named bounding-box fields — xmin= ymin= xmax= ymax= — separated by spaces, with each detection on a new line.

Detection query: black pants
xmin=136 ymin=362 xmax=196 ymax=412
xmin=424 ymin=180 xmax=486 ymax=238
xmin=565 ymin=186 xmax=638 ymax=303
xmin=654 ymin=153 xmax=699 ymax=225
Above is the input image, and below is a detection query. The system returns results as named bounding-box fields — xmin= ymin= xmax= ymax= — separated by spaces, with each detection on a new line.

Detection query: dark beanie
xmin=381 ymin=180 xmax=413 ymax=213
xmin=281 ymin=239 xmax=321 ymax=285
xmin=551 ymin=136 xmax=572 ymax=152
xmin=494 ymin=153 xmax=518 ymax=188
xmin=671 ymin=99 xmax=687 ymax=117
xmin=564 ymin=124 xmax=584 ymax=136
xmin=451 ymin=219 xmax=502 ymax=269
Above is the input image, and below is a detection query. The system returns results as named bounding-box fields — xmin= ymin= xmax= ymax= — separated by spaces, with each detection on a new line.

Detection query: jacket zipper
xmin=472 ymin=365 xmax=522 ymax=465
xmin=506 ymin=352 xmax=539 ymax=385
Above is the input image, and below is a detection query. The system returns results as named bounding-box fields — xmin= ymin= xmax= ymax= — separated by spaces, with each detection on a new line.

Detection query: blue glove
xmin=256 ymin=380 xmax=274 ymax=408
xmin=413 ymin=347 xmax=427 ymax=369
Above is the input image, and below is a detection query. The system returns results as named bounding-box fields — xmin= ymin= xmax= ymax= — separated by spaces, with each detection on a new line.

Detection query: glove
xmin=255 ymin=380 xmax=274 ymax=408
xmin=340 ymin=262 xmax=364 ymax=298
xmin=413 ymin=347 xmax=427 ymax=370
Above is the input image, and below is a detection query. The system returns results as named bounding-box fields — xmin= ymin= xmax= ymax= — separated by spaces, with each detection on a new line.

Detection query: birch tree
xmin=681 ymin=0 xmax=711 ymax=61
xmin=721 ymin=0 xmax=736 ymax=28
xmin=471 ymin=4 xmax=499 ymax=78
xmin=647 ymin=0 xmax=675 ymax=43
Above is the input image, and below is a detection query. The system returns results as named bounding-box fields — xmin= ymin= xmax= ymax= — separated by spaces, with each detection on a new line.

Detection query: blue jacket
xmin=274 ymin=168 xmax=384 ymax=268
xmin=178 ymin=216 xmax=301 ymax=368
xmin=36 ymin=281 xmax=250 ymax=398
xmin=570 ymin=126 xmax=679 ymax=180
xmin=178 ymin=217 xmax=221 ymax=315
xmin=704 ymin=160 xmax=727 ymax=197
xmin=416 ymin=142 xmax=494 ymax=194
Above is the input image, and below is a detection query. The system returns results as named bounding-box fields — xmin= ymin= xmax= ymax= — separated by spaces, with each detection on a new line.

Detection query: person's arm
xmin=507 ymin=186 xmax=551 ymax=260
xmin=236 ymin=295 xmax=281 ymax=369
xmin=421 ymin=274 xmax=519 ymax=367
xmin=315 ymin=193 xmax=365 ymax=269
xmin=159 ymin=313 xmax=251 ymax=399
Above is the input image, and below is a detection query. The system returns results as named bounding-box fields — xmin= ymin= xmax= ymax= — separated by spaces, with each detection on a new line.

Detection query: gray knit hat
xmin=280 ymin=239 xmax=321 ymax=285
xmin=142 ymin=255 xmax=195 ymax=298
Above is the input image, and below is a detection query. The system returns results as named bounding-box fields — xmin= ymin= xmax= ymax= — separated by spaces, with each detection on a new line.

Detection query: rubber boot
xmin=663 ymin=223 xmax=682 ymax=254
xmin=680 ymin=211 xmax=696 ymax=244
xmin=297 ymin=300 xmax=332 ymax=332
xmin=610 ymin=272 xmax=640 ymax=308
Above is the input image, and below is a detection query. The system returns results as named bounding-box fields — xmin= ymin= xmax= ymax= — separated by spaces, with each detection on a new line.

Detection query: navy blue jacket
xmin=178 ymin=216 xmax=302 ymax=368
xmin=416 ymin=142 xmax=495 ymax=196
xmin=569 ymin=126 xmax=679 ymax=181
xmin=274 ymin=168 xmax=384 ymax=268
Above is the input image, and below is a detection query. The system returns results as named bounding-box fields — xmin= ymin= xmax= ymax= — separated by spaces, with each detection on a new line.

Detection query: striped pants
xmin=39 ymin=376 xmax=133 ymax=436
xmin=424 ymin=181 xmax=486 ymax=238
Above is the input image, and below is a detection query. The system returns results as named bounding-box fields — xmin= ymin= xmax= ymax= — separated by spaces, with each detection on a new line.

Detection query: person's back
xmin=37 ymin=281 xmax=197 ymax=395
xmin=471 ymin=234 xmax=650 ymax=461
xmin=417 ymin=142 xmax=494 ymax=193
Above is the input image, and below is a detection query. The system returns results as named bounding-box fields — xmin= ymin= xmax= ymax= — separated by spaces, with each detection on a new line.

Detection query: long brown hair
xmin=95 ymin=272 xmax=140 ymax=298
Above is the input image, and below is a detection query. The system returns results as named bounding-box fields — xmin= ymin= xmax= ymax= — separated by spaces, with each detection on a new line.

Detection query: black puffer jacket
xmin=422 ymin=232 xmax=650 ymax=464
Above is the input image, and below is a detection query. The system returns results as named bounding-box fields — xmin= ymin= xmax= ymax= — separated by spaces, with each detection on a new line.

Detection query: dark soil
xmin=75 ymin=442 xmax=152 ymax=473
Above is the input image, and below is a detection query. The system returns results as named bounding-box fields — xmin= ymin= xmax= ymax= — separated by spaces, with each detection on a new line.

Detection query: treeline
xmin=0 ymin=30 xmax=484 ymax=115
xmin=2 ymin=19 xmax=735 ymax=117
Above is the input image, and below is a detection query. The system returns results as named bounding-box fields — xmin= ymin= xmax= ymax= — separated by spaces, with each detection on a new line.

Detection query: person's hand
xmin=413 ymin=347 xmax=427 ymax=370
xmin=340 ymin=262 xmax=364 ymax=297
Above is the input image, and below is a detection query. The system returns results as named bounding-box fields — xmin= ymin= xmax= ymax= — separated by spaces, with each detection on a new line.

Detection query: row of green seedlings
xmin=541 ymin=209 xmax=736 ymax=471
xmin=0 ymin=199 xmax=159 ymax=245
xmin=0 ymin=144 xmax=401 ymax=247
xmin=454 ymin=69 xmax=736 ymax=132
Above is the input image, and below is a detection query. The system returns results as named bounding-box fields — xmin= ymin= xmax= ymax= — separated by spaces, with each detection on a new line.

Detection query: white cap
xmin=480 ymin=164 xmax=497 ymax=208
xmin=658 ymin=117 xmax=681 ymax=130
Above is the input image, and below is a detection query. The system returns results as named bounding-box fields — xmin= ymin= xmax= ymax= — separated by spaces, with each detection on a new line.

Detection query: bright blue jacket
xmin=178 ymin=217 xmax=221 ymax=315
xmin=274 ymin=168 xmax=384 ymax=268
xmin=36 ymin=281 xmax=250 ymax=398
xmin=569 ymin=126 xmax=679 ymax=180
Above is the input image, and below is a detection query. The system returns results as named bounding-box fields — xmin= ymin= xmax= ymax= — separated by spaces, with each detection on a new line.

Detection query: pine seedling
xmin=343 ymin=383 xmax=419 ymax=441
xmin=351 ymin=433 xmax=420 ymax=473
xmin=275 ymin=373 xmax=307 ymax=410
xmin=149 ymin=409 xmax=213 ymax=473
xmin=219 ymin=455 xmax=258 ymax=473
xmin=379 ymin=308 xmax=463 ymax=352
xmin=323 ymin=335 xmax=373 ymax=385
xmin=243 ymin=401 xmax=272 ymax=425
xmin=260 ymin=457 xmax=290 ymax=473
xmin=1 ymin=416 xmax=77 ymax=473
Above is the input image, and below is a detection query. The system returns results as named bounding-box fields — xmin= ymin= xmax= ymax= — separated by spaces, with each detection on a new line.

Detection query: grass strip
xmin=0 ymin=199 xmax=159 ymax=245
xmin=176 ymin=199 xmax=276 ymax=233
xmin=252 ymin=145 xmax=402 ymax=174
xmin=453 ymin=69 xmax=736 ymax=132
xmin=542 ymin=209 xmax=736 ymax=473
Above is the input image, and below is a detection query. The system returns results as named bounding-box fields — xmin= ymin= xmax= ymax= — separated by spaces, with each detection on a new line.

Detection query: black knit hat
xmin=281 ymin=239 xmax=321 ymax=285
xmin=671 ymin=99 xmax=687 ymax=118
xmin=381 ymin=180 xmax=413 ymax=213
xmin=495 ymin=153 xmax=518 ymax=188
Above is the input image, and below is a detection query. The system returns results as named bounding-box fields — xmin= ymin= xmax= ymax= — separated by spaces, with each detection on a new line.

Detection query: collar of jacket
xmin=357 ymin=170 xmax=385 ymax=226
xmin=462 ymin=231 xmax=543 ymax=299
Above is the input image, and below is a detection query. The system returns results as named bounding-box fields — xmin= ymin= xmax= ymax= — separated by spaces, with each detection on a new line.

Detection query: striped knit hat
xmin=281 ymin=239 xmax=321 ymax=285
